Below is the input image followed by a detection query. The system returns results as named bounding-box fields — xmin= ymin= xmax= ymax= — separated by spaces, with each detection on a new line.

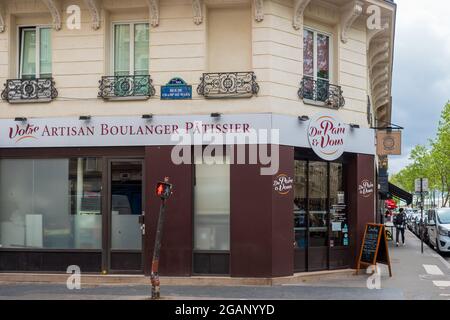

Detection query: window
xmin=19 ymin=27 xmax=52 ymax=79
xmin=194 ymin=155 xmax=230 ymax=251
xmin=113 ymin=23 xmax=149 ymax=76
xmin=303 ymin=28 xmax=331 ymax=101
xmin=0 ymin=158 xmax=102 ymax=249
xmin=303 ymin=28 xmax=331 ymax=82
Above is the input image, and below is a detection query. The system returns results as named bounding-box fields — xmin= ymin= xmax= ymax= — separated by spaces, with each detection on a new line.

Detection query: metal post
xmin=421 ymin=178 xmax=424 ymax=254
xmin=151 ymin=198 xmax=166 ymax=299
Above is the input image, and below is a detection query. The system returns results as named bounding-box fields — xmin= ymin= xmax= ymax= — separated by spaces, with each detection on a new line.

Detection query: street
xmin=0 ymin=231 xmax=449 ymax=300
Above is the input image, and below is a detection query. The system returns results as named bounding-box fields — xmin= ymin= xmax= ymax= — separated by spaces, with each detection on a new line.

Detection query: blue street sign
xmin=161 ymin=78 xmax=192 ymax=100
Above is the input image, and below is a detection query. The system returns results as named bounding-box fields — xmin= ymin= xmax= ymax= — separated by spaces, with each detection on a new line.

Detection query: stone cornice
xmin=192 ymin=0 xmax=203 ymax=25
xmin=293 ymin=0 xmax=311 ymax=30
xmin=83 ymin=0 xmax=101 ymax=30
xmin=340 ymin=0 xmax=363 ymax=43
xmin=254 ymin=0 xmax=264 ymax=22
xmin=0 ymin=3 xmax=4 ymax=33
xmin=146 ymin=0 xmax=159 ymax=27
xmin=41 ymin=0 xmax=62 ymax=31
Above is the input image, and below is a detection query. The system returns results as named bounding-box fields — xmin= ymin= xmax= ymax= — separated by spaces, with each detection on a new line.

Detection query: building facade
xmin=0 ymin=0 xmax=396 ymax=277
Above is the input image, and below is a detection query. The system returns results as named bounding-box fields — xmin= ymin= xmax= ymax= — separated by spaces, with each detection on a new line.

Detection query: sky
xmin=389 ymin=0 xmax=450 ymax=174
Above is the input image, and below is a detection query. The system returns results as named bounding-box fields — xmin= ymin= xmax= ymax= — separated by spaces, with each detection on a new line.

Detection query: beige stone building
xmin=0 ymin=0 xmax=397 ymax=276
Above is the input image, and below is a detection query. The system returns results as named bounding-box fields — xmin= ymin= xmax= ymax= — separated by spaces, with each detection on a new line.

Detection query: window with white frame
xmin=19 ymin=27 xmax=52 ymax=79
xmin=303 ymin=28 xmax=331 ymax=83
xmin=113 ymin=23 xmax=149 ymax=76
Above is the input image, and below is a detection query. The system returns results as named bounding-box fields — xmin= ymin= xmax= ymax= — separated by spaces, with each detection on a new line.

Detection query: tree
xmin=390 ymin=102 xmax=450 ymax=207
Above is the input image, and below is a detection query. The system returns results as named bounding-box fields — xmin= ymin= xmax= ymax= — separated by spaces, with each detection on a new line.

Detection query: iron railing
xmin=197 ymin=72 xmax=259 ymax=98
xmin=1 ymin=78 xmax=58 ymax=103
xmin=298 ymin=77 xmax=345 ymax=109
xmin=98 ymin=75 xmax=155 ymax=100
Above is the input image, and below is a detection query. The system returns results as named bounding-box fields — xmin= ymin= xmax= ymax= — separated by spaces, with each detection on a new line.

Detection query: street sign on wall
xmin=161 ymin=77 xmax=192 ymax=100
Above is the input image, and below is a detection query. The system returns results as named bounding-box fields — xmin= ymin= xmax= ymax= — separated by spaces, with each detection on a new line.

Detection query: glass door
xmin=308 ymin=161 xmax=329 ymax=271
xmin=293 ymin=157 xmax=350 ymax=272
xmin=294 ymin=160 xmax=308 ymax=272
xmin=107 ymin=159 xmax=144 ymax=273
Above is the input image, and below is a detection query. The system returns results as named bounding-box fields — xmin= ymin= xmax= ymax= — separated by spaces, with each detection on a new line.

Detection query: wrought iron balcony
xmin=298 ymin=77 xmax=345 ymax=109
xmin=197 ymin=72 xmax=259 ymax=98
xmin=1 ymin=78 xmax=58 ymax=103
xmin=98 ymin=75 xmax=155 ymax=100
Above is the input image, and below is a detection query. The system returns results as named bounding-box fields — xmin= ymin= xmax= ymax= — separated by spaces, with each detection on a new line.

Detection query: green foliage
xmin=390 ymin=102 xmax=450 ymax=206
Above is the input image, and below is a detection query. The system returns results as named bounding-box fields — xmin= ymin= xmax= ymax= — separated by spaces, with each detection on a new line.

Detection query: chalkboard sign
xmin=356 ymin=223 xmax=392 ymax=277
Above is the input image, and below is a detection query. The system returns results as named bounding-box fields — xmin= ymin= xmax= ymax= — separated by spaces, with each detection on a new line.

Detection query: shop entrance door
xmin=293 ymin=159 xmax=348 ymax=272
xmin=105 ymin=159 xmax=145 ymax=273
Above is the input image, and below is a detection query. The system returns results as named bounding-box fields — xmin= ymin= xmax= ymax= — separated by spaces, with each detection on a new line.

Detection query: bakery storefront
xmin=0 ymin=113 xmax=376 ymax=277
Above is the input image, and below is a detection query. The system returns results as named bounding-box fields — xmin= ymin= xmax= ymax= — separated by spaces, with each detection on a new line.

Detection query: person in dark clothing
xmin=394 ymin=208 xmax=407 ymax=246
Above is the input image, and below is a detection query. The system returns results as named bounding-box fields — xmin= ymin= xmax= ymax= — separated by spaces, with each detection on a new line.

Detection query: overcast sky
xmin=389 ymin=0 xmax=449 ymax=174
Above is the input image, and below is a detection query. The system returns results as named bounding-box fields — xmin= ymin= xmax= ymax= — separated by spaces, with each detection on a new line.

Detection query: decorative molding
xmin=0 ymin=3 xmax=5 ymax=33
xmin=293 ymin=0 xmax=311 ymax=30
xmin=83 ymin=0 xmax=101 ymax=30
xmin=375 ymin=97 xmax=390 ymax=111
xmin=146 ymin=0 xmax=159 ymax=27
xmin=371 ymin=52 xmax=389 ymax=71
xmin=340 ymin=0 xmax=363 ymax=43
xmin=254 ymin=0 xmax=264 ymax=22
xmin=41 ymin=0 xmax=62 ymax=31
xmin=369 ymin=39 xmax=389 ymax=60
xmin=192 ymin=0 xmax=203 ymax=25
xmin=367 ymin=18 xmax=390 ymax=50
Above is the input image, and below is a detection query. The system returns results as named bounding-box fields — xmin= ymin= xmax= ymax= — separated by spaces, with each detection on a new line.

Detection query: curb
xmin=0 ymin=269 xmax=356 ymax=287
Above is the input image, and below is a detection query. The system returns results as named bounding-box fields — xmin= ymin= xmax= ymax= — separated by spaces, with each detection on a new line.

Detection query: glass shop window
xmin=0 ymin=158 xmax=102 ymax=249
xmin=194 ymin=155 xmax=230 ymax=251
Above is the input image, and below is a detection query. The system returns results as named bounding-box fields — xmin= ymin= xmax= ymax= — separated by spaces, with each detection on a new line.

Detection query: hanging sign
xmin=161 ymin=78 xmax=192 ymax=100
xmin=376 ymin=130 xmax=402 ymax=156
xmin=308 ymin=113 xmax=348 ymax=161
xmin=356 ymin=223 xmax=392 ymax=277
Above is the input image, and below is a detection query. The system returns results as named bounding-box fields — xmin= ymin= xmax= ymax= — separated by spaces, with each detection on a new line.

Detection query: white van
xmin=427 ymin=208 xmax=450 ymax=253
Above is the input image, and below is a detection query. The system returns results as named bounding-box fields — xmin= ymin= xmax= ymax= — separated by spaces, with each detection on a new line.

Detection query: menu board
xmin=360 ymin=224 xmax=381 ymax=264
xmin=356 ymin=223 xmax=392 ymax=277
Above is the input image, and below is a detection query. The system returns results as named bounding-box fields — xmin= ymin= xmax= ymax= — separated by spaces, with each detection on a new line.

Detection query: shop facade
xmin=0 ymin=113 xmax=376 ymax=277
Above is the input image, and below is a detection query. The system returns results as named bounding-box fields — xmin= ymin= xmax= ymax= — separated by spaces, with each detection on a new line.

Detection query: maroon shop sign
xmin=358 ymin=179 xmax=374 ymax=198
xmin=273 ymin=174 xmax=293 ymax=195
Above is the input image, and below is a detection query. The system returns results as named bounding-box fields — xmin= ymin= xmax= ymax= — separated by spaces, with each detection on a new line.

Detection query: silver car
xmin=427 ymin=208 xmax=450 ymax=253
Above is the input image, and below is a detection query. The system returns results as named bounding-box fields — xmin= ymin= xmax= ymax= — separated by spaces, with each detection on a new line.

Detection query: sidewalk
xmin=0 ymin=230 xmax=449 ymax=299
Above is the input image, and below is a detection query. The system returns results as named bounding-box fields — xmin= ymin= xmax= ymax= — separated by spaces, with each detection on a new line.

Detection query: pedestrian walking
xmin=394 ymin=208 xmax=407 ymax=246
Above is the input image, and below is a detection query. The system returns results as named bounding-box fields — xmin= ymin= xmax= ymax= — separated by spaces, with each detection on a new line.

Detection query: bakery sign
xmin=376 ymin=130 xmax=402 ymax=156
xmin=273 ymin=174 xmax=294 ymax=195
xmin=308 ymin=113 xmax=348 ymax=161
xmin=359 ymin=179 xmax=374 ymax=198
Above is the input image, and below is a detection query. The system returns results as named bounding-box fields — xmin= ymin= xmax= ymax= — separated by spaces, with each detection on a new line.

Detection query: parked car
xmin=427 ymin=208 xmax=450 ymax=254
xmin=422 ymin=216 xmax=430 ymax=244
xmin=406 ymin=211 xmax=419 ymax=231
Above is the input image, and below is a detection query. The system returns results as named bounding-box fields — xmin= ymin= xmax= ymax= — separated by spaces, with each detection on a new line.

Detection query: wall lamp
xmin=211 ymin=112 xmax=221 ymax=118
xmin=79 ymin=115 xmax=91 ymax=121
xmin=142 ymin=114 xmax=153 ymax=120
xmin=14 ymin=117 xmax=28 ymax=123
xmin=349 ymin=123 xmax=360 ymax=129
xmin=298 ymin=115 xmax=310 ymax=122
